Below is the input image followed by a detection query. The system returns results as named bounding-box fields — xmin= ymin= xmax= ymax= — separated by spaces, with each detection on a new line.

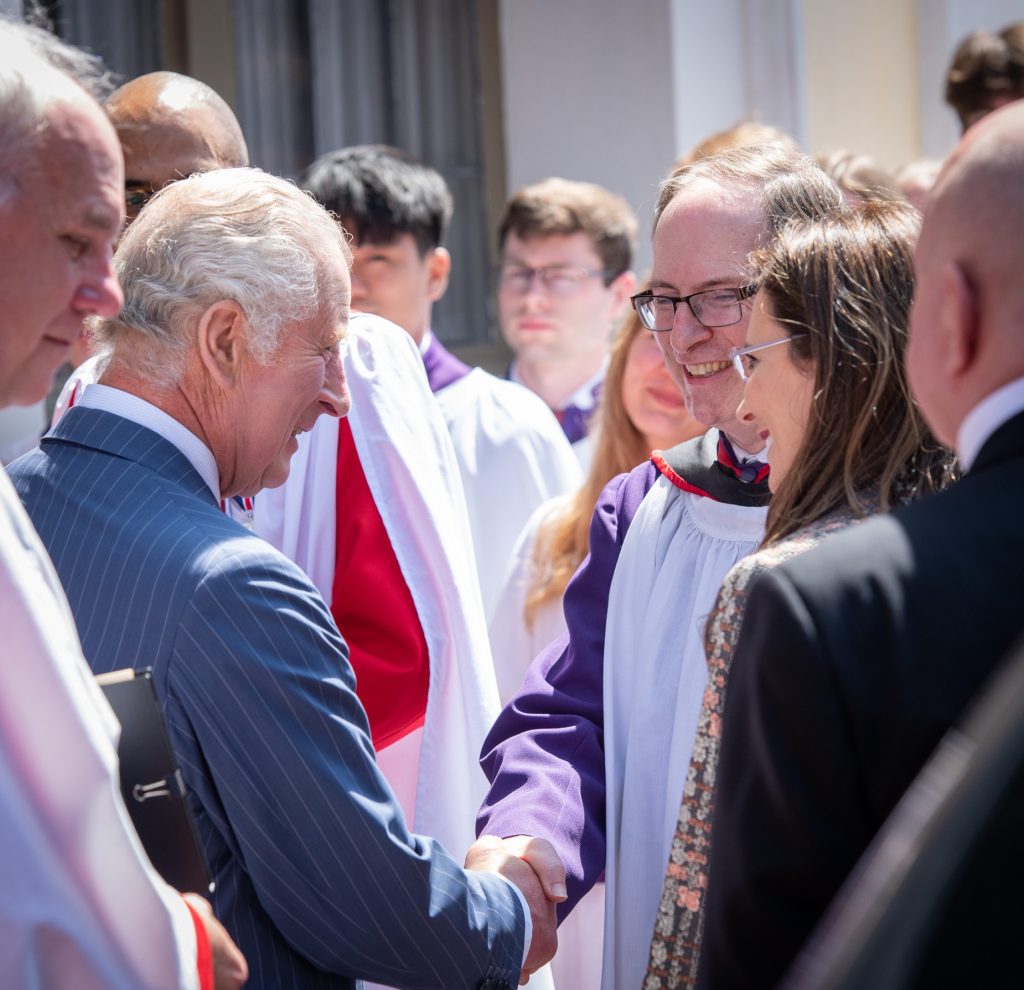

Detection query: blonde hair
xmin=523 ymin=304 xmax=681 ymax=626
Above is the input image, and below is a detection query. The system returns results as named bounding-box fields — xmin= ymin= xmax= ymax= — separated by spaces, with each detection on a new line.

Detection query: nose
xmin=736 ymin=389 xmax=755 ymax=424
xmin=667 ymin=304 xmax=712 ymax=357
xmin=73 ymin=251 xmax=123 ymax=318
xmin=318 ymin=345 xmax=351 ymax=419
xmin=520 ymin=271 xmax=552 ymax=311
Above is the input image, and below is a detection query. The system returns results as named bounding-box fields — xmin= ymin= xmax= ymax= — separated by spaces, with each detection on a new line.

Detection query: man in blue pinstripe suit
xmin=9 ymin=166 xmax=561 ymax=989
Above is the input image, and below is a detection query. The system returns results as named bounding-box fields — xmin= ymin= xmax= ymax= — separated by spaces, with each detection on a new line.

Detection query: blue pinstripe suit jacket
xmin=9 ymin=406 xmax=524 ymax=990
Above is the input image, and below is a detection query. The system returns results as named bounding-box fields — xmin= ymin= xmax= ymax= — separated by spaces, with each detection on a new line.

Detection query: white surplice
xmin=602 ymin=478 xmax=767 ymax=990
xmin=435 ymin=369 xmax=582 ymax=622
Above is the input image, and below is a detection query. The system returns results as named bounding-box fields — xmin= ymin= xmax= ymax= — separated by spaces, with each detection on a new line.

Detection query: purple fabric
xmin=555 ymin=382 xmax=603 ymax=445
xmin=421 ymin=334 xmax=471 ymax=394
xmin=477 ymin=459 xmax=658 ymax=919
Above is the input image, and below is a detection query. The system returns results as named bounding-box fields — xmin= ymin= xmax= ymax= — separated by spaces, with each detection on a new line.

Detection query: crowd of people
xmin=2 ymin=10 xmax=1023 ymax=990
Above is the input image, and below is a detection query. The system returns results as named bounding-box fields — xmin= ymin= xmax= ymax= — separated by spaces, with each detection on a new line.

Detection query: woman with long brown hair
xmin=646 ymin=200 xmax=955 ymax=987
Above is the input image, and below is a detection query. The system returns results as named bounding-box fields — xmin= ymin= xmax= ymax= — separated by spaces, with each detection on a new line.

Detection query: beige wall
xmin=801 ymin=0 xmax=920 ymax=171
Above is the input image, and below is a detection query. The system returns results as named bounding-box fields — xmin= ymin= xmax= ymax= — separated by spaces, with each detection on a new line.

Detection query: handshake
xmin=465 ymin=834 xmax=567 ymax=985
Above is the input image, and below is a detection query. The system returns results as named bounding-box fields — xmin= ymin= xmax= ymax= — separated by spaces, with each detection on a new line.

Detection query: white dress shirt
xmin=957 ymin=376 xmax=1024 ymax=471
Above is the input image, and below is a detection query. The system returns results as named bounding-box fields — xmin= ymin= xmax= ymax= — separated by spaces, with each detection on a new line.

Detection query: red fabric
xmin=331 ymin=417 xmax=429 ymax=750
xmin=182 ymin=897 xmax=214 ymax=990
xmin=651 ymin=451 xmax=715 ymax=500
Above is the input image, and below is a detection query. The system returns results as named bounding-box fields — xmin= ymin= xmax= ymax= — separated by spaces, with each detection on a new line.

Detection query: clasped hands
xmin=464 ymin=834 xmax=567 ymax=985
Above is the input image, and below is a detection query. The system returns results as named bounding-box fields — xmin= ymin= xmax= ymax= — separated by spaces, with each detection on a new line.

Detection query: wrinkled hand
xmin=465 ymin=834 xmax=567 ymax=983
xmin=183 ymin=893 xmax=249 ymax=989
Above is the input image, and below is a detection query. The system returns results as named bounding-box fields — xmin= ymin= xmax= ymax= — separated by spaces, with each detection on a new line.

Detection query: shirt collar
xmin=77 ymin=384 xmax=221 ymax=499
xmin=956 ymin=376 xmax=1024 ymax=471
xmin=508 ymin=359 xmax=607 ymax=413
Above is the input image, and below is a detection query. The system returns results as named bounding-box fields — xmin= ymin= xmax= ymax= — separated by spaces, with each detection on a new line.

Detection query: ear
xmin=425 ymin=247 xmax=451 ymax=304
xmin=195 ymin=300 xmax=249 ymax=390
xmin=607 ymin=269 xmax=637 ymax=320
xmin=939 ymin=261 xmax=980 ymax=378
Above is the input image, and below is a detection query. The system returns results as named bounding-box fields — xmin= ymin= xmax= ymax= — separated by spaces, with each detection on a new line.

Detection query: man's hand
xmin=183 ymin=893 xmax=249 ymax=990
xmin=465 ymin=834 xmax=567 ymax=983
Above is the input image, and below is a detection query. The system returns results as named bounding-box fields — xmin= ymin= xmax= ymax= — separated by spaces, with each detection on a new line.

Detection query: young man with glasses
xmin=472 ymin=146 xmax=844 ymax=990
xmin=497 ymin=177 xmax=637 ymax=466
xmin=299 ymin=145 xmax=580 ymax=622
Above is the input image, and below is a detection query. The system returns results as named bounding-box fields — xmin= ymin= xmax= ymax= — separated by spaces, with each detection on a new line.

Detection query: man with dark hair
xmin=497 ymin=177 xmax=637 ymax=463
xmin=300 ymin=144 xmax=580 ymax=620
xmin=945 ymin=22 xmax=1024 ymax=132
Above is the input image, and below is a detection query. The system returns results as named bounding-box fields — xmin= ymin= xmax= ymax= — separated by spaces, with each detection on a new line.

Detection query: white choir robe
xmin=0 ymin=469 xmax=199 ymax=990
xmin=434 ymin=369 xmax=582 ymax=622
xmin=602 ymin=479 xmax=767 ymax=990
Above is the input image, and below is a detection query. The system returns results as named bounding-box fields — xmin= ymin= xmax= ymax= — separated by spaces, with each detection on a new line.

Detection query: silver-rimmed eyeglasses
xmin=497 ymin=264 xmax=615 ymax=296
xmin=631 ymin=284 xmax=756 ymax=332
xmin=729 ymin=333 xmax=808 ymax=382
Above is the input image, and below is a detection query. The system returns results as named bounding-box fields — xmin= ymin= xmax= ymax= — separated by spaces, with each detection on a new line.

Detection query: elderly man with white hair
xmin=9 ymin=165 xmax=560 ymax=990
xmin=0 ymin=17 xmax=247 ymax=990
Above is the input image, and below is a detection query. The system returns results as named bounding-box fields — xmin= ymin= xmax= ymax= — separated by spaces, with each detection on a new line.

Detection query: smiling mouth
xmin=684 ymin=360 xmax=730 ymax=378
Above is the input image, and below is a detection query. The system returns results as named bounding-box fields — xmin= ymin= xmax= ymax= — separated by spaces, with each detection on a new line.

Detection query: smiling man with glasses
xmin=497 ymin=177 xmax=637 ymax=465
xmin=473 ymin=144 xmax=844 ymax=990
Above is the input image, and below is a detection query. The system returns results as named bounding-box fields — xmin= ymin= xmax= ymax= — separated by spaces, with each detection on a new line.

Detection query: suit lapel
xmin=45 ymin=406 xmax=218 ymax=508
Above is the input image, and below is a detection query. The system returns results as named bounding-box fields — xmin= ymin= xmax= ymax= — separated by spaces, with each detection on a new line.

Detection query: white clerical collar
xmin=77 ymin=384 xmax=221 ymax=499
xmin=419 ymin=329 xmax=433 ymax=355
xmin=956 ymin=376 xmax=1024 ymax=471
xmin=509 ymin=359 xmax=607 ymax=412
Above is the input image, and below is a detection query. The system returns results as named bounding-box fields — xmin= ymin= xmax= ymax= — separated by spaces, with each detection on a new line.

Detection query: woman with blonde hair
xmin=645 ymin=200 xmax=955 ymax=988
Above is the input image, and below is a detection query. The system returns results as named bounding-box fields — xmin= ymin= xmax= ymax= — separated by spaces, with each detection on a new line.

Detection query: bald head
xmin=106 ymin=71 xmax=247 ymax=221
xmin=907 ymin=101 xmax=1024 ymax=446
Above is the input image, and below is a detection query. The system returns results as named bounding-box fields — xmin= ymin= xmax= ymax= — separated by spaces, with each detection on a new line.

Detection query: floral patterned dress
xmin=644 ymin=502 xmax=871 ymax=988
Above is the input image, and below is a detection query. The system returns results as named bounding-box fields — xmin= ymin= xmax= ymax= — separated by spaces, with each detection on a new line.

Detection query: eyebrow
xmin=82 ymin=205 xmax=122 ymax=232
xmin=648 ymin=276 xmax=742 ymax=294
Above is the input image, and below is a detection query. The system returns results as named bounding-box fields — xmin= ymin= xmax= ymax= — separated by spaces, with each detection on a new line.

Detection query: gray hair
xmin=653 ymin=143 xmax=846 ymax=237
xmin=0 ymin=18 xmax=100 ymax=196
xmin=94 ymin=167 xmax=352 ymax=386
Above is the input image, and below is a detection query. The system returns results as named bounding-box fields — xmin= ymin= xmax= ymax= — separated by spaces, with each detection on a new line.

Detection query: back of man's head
xmin=498 ymin=177 xmax=637 ymax=279
xmin=106 ymin=70 xmax=248 ymax=219
xmin=907 ymin=101 xmax=1024 ymax=444
xmin=945 ymin=22 xmax=1024 ymax=132
xmin=300 ymin=144 xmax=453 ymax=254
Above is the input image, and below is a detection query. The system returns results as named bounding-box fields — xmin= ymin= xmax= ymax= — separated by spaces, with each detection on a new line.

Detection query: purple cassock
xmin=476 ymin=429 xmax=770 ymax=920
xmin=421 ymin=333 xmax=471 ymax=394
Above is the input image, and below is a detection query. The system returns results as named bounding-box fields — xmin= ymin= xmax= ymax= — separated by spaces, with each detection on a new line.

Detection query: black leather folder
xmin=97 ymin=668 xmax=212 ymax=894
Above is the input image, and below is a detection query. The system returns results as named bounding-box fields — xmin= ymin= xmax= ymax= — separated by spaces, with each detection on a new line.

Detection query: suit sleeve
xmin=166 ymin=549 xmax=525 ymax=989
xmin=477 ymin=466 xmax=653 ymax=919
xmin=697 ymin=567 xmax=871 ymax=990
